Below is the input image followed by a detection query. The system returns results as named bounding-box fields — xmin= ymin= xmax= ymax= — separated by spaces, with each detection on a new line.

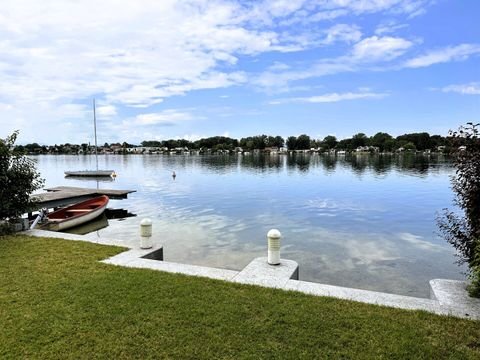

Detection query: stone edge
xmin=22 ymin=230 xmax=480 ymax=320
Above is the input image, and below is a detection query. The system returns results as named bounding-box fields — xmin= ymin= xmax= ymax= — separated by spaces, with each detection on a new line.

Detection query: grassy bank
xmin=1 ymin=235 xmax=479 ymax=359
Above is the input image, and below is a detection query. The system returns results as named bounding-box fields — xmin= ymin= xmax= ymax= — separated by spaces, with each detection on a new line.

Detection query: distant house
xmin=127 ymin=146 xmax=162 ymax=154
xmin=265 ymin=146 xmax=279 ymax=153
xmin=111 ymin=144 xmax=122 ymax=153
xmin=356 ymin=146 xmax=379 ymax=153
xmin=173 ymin=147 xmax=188 ymax=153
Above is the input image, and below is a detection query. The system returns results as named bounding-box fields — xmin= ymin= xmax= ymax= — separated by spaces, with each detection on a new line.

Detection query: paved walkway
xmin=25 ymin=229 xmax=480 ymax=320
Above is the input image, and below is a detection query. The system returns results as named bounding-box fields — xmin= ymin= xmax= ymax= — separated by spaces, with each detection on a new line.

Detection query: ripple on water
xmin=34 ymin=153 xmax=464 ymax=297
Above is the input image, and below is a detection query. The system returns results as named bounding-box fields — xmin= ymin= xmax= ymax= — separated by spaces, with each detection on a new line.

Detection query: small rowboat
xmin=47 ymin=195 xmax=109 ymax=231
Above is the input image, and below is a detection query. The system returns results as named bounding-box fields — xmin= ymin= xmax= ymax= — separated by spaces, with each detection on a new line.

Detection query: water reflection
xmin=65 ymin=214 xmax=109 ymax=235
xmin=219 ymin=152 xmax=450 ymax=176
xmin=64 ymin=175 xmax=116 ymax=182
xmin=33 ymin=153 xmax=461 ymax=298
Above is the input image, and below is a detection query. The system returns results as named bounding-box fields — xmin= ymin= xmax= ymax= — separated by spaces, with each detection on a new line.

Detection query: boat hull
xmin=47 ymin=195 xmax=109 ymax=231
xmin=65 ymin=170 xmax=115 ymax=177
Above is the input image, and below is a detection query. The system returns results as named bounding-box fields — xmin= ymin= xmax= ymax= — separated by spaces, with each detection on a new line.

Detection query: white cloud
xmin=323 ymin=24 xmax=362 ymax=44
xmin=321 ymin=0 xmax=401 ymax=13
xmin=352 ymin=36 xmax=413 ymax=61
xmin=255 ymin=61 xmax=354 ymax=92
xmin=375 ymin=21 xmax=408 ymax=35
xmin=268 ymin=62 xmax=291 ymax=71
xmin=255 ymin=35 xmax=414 ymax=91
xmin=270 ymin=91 xmax=387 ymax=104
xmin=309 ymin=9 xmax=349 ymax=22
xmin=397 ymin=232 xmax=442 ymax=251
xmin=176 ymin=134 xmax=204 ymax=142
xmin=133 ymin=110 xmax=195 ymax=126
xmin=0 ymin=0 xmax=443 ymax=143
xmin=255 ymin=38 xmax=480 ymax=94
xmin=440 ymin=83 xmax=480 ymax=95
xmin=0 ymin=1 xmax=428 ymax=105
xmin=100 ymin=108 xmax=199 ymax=143
xmin=96 ymin=105 xmax=117 ymax=117
xmin=0 ymin=1 xmax=260 ymax=110
xmin=284 ymin=0 xmax=433 ymax=24
xmin=405 ymin=44 xmax=480 ymax=68
xmin=54 ymin=103 xmax=89 ymax=119
xmin=0 ymin=1 xmax=428 ymax=110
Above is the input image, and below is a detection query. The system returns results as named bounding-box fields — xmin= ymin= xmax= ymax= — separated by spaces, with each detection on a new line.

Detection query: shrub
xmin=437 ymin=123 xmax=480 ymax=296
xmin=0 ymin=131 xmax=44 ymax=233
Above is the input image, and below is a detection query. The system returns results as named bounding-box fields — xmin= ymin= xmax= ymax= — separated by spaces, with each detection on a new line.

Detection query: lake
xmin=33 ymin=153 xmax=465 ymax=298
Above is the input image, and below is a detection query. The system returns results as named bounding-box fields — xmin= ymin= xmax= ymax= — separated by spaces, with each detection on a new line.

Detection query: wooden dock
xmin=31 ymin=186 xmax=136 ymax=209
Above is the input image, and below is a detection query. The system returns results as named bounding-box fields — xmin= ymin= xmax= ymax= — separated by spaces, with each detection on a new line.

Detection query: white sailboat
xmin=65 ymin=99 xmax=115 ymax=177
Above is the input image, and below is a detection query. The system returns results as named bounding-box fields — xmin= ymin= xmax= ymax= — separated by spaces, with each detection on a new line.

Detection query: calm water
xmin=33 ymin=153 xmax=465 ymax=297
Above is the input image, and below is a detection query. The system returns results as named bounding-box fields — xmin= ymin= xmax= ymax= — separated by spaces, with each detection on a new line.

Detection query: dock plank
xmin=31 ymin=186 xmax=135 ymax=209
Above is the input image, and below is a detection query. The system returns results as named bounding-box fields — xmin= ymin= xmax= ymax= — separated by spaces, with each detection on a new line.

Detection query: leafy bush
xmin=0 ymin=131 xmax=44 ymax=232
xmin=437 ymin=123 xmax=480 ymax=296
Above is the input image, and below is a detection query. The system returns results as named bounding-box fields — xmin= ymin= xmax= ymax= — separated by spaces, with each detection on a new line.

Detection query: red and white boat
xmin=46 ymin=195 xmax=109 ymax=231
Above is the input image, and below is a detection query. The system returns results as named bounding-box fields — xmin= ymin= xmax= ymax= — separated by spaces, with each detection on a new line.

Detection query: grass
xmin=1 ymin=235 xmax=479 ymax=359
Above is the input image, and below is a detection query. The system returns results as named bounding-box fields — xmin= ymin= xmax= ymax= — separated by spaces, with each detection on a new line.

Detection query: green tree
xmin=14 ymin=145 xmax=25 ymax=153
xmin=196 ymin=136 xmax=237 ymax=150
xmin=296 ymin=134 xmax=311 ymax=150
xmin=24 ymin=143 xmax=41 ymax=154
xmin=310 ymin=139 xmax=321 ymax=149
xmin=266 ymin=135 xmax=284 ymax=148
xmin=430 ymin=135 xmax=446 ymax=148
xmin=141 ymin=140 xmax=162 ymax=147
xmin=396 ymin=132 xmax=431 ymax=151
xmin=286 ymin=136 xmax=297 ymax=150
xmin=322 ymin=135 xmax=338 ymax=150
xmin=371 ymin=132 xmax=393 ymax=152
xmin=384 ymin=138 xmax=396 ymax=152
xmin=0 ymin=131 xmax=44 ymax=225
xmin=351 ymin=133 xmax=368 ymax=148
xmin=337 ymin=138 xmax=353 ymax=151
xmin=437 ymin=123 xmax=480 ymax=296
xmin=273 ymin=136 xmax=285 ymax=148
xmin=403 ymin=142 xmax=416 ymax=151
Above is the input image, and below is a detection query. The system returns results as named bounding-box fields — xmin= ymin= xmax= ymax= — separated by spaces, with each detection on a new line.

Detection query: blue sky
xmin=0 ymin=0 xmax=479 ymax=144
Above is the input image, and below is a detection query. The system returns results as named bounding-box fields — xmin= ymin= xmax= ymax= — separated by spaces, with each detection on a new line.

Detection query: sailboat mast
xmin=93 ymin=98 xmax=99 ymax=171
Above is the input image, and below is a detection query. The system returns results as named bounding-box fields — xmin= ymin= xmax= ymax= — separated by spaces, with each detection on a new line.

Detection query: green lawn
xmin=1 ymin=235 xmax=479 ymax=359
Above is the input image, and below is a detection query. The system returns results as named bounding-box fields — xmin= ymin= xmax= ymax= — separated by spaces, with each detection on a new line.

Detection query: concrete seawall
xmin=24 ymin=229 xmax=480 ymax=320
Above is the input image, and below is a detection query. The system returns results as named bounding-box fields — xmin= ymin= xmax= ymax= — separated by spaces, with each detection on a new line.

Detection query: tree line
xmin=16 ymin=131 xmax=453 ymax=154
xmin=142 ymin=131 xmax=449 ymax=152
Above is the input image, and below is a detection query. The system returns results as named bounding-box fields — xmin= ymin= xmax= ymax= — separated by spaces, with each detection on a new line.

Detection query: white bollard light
xmin=140 ymin=218 xmax=153 ymax=249
xmin=267 ymin=229 xmax=281 ymax=265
